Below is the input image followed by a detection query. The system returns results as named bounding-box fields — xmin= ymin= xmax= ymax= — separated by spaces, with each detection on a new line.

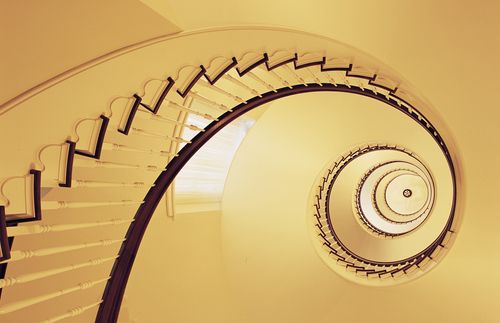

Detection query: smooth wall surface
xmin=0 ymin=0 xmax=180 ymax=106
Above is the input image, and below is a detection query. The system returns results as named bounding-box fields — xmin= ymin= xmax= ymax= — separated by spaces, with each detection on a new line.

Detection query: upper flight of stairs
xmin=0 ymin=42 xmax=451 ymax=322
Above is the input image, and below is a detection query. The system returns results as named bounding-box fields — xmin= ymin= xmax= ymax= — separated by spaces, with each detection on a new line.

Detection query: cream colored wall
xmin=138 ymin=0 xmax=183 ymax=28
xmin=0 ymin=0 xmax=180 ymax=107
xmin=220 ymin=93 xmax=499 ymax=322
xmin=120 ymin=207 xmax=243 ymax=323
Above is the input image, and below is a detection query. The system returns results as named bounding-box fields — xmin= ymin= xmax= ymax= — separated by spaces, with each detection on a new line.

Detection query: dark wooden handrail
xmin=96 ymin=83 xmax=457 ymax=322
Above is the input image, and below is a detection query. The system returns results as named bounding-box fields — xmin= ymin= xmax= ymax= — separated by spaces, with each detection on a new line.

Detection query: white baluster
xmin=323 ymin=71 xmax=338 ymax=86
xmin=131 ymin=127 xmax=191 ymax=144
xmin=267 ymin=69 xmax=293 ymax=89
xmin=0 ymin=239 xmax=124 ymax=264
xmin=245 ymin=71 xmax=277 ymax=92
xmin=0 ymin=277 xmax=109 ymax=315
xmin=72 ymin=180 xmax=151 ymax=188
xmin=101 ymin=142 xmax=175 ymax=157
xmin=198 ymin=79 xmax=246 ymax=103
xmin=305 ymin=67 xmax=323 ymax=86
xmin=167 ymin=101 xmax=217 ymax=121
xmin=222 ymin=74 xmax=261 ymax=97
xmin=369 ymin=84 xmax=379 ymax=95
xmin=7 ymin=218 xmax=134 ymax=237
xmin=42 ymin=200 xmax=143 ymax=210
xmin=283 ymin=65 xmax=307 ymax=86
xmin=76 ymin=158 xmax=141 ymax=170
xmin=39 ymin=300 xmax=103 ymax=323
xmin=0 ymin=256 xmax=117 ymax=288
xmin=137 ymin=110 xmax=205 ymax=131
xmin=189 ymin=91 xmax=232 ymax=112
xmin=342 ymin=73 xmax=352 ymax=88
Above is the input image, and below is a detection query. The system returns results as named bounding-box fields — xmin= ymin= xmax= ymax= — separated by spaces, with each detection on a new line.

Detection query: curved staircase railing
xmin=0 ymin=45 xmax=459 ymax=322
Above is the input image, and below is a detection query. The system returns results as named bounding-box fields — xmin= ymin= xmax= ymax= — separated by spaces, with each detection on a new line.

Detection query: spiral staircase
xmin=1 ymin=2 xmax=499 ymax=322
